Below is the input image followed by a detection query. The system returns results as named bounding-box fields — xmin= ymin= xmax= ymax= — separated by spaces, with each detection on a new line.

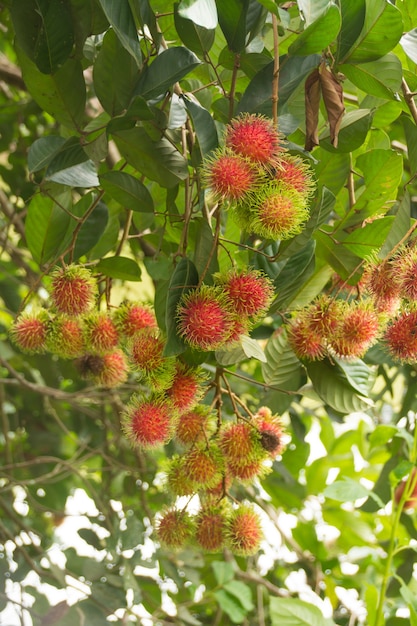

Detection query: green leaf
xmin=164 ymin=257 xmax=199 ymax=356
xmin=240 ymin=335 xmax=267 ymax=362
xmin=215 ymin=0 xmax=249 ymax=53
xmin=71 ymin=198 xmax=109 ymax=262
xmin=44 ymin=137 xmax=99 ymax=188
xmin=340 ymin=0 xmax=403 ymax=64
xmin=177 ymin=0 xmax=218 ymax=29
xmin=213 ymin=590 xmax=247 ymax=624
xmin=262 ymin=329 xmax=303 ymax=388
xmin=332 ymin=357 xmax=374 ymax=398
xmin=191 ymin=217 xmax=219 ymax=278
xmin=174 ymin=5 xmax=216 ymax=55
xmin=223 ymin=581 xmax=254 ymax=612
xmin=212 ymin=560 xmax=234 ymax=585
xmin=93 ymin=28 xmax=138 ymax=116
xmin=10 ymin=0 xmax=74 ymax=74
xmin=134 ymin=47 xmax=201 ymax=100
xmin=401 ymin=29 xmax=417 ymax=65
xmin=270 ymin=597 xmax=336 ymax=626
xmin=16 ymin=48 xmax=86 ymax=129
xmin=339 ymin=54 xmax=402 ymax=99
xmin=380 ymin=193 xmax=412 ymax=257
xmin=95 ymin=256 xmax=142 ymax=281
xmin=112 ymin=127 xmax=189 ymax=188
xmin=402 ymin=116 xmax=417 ymax=176
xmin=315 ymin=229 xmax=362 ymax=282
xmin=338 ymin=217 xmax=395 ymax=258
xmin=97 ymin=0 xmax=142 ymax=65
xmin=183 ymin=95 xmax=218 ymax=157
xmin=28 ymin=136 xmax=67 ymax=173
xmin=270 ymin=240 xmax=316 ymax=311
xmin=336 ymin=0 xmax=366 ymax=63
xmin=320 ymin=109 xmax=373 ymax=153
xmin=100 ymin=171 xmax=154 ymax=212
xmin=324 ymin=477 xmax=384 ymax=509
xmin=288 ymin=3 xmax=341 ymax=56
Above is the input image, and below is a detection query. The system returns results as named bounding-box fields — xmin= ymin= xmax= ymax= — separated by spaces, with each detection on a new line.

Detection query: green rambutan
xmin=384 ymin=311 xmax=417 ymax=363
xmin=83 ymin=312 xmax=119 ymax=354
xmin=195 ymin=503 xmax=228 ymax=552
xmin=203 ymin=148 xmax=262 ymax=203
xmin=49 ymin=264 xmax=97 ymax=316
xmin=174 ymin=405 xmax=213 ymax=447
xmin=123 ymin=395 xmax=176 ymax=449
xmin=217 ymin=421 xmax=266 ymax=474
xmin=274 ymin=154 xmax=316 ymax=199
xmin=47 ymin=315 xmax=85 ymax=359
xmin=113 ymin=302 xmax=157 ymax=338
xmin=226 ymin=504 xmax=263 ymax=556
xmin=249 ymin=181 xmax=309 ymax=240
xmin=165 ymin=455 xmax=196 ymax=497
xmin=156 ymin=508 xmax=195 ymax=550
xmin=9 ymin=310 xmax=50 ymax=354
xmin=176 ymin=285 xmax=236 ymax=351
xmin=225 ymin=113 xmax=282 ymax=165
xmin=183 ymin=445 xmax=224 ymax=490
xmin=216 ymin=268 xmax=274 ymax=320
xmin=226 ymin=456 xmax=268 ymax=481
xmin=129 ymin=329 xmax=176 ymax=391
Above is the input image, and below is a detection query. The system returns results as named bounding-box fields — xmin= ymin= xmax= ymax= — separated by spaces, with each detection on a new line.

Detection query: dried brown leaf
xmin=320 ymin=64 xmax=345 ymax=148
xmin=304 ymin=68 xmax=321 ymax=151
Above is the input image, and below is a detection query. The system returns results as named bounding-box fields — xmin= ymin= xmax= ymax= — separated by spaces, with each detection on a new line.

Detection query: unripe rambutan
xmin=113 ymin=302 xmax=157 ymax=338
xmin=156 ymin=508 xmax=195 ymax=550
xmin=226 ymin=456 xmax=268 ymax=481
xmin=174 ymin=404 xmax=213 ymax=447
xmin=328 ymin=301 xmax=381 ymax=360
xmin=123 ymin=395 xmax=176 ymax=449
xmin=165 ymin=455 xmax=196 ymax=496
xmin=165 ymin=363 xmax=206 ymax=414
xmin=216 ymin=268 xmax=274 ymax=319
xmin=362 ymin=257 xmax=401 ymax=314
xmin=83 ymin=312 xmax=119 ymax=354
xmin=255 ymin=412 xmax=285 ymax=458
xmin=226 ymin=504 xmax=263 ymax=556
xmin=203 ymin=148 xmax=262 ymax=203
xmin=225 ymin=113 xmax=282 ymax=165
xmin=176 ymin=285 xmax=235 ymax=351
xmin=274 ymin=154 xmax=316 ymax=199
xmin=392 ymin=247 xmax=417 ymax=301
xmin=49 ymin=264 xmax=97 ymax=316
xmin=183 ymin=445 xmax=224 ymax=490
xmin=384 ymin=312 xmax=417 ymax=363
xmin=249 ymin=182 xmax=309 ymax=240
xmin=217 ymin=421 xmax=265 ymax=472
xmin=195 ymin=503 xmax=228 ymax=552
xmin=47 ymin=316 xmax=85 ymax=359
xmin=9 ymin=310 xmax=49 ymax=354
xmin=129 ymin=329 xmax=176 ymax=391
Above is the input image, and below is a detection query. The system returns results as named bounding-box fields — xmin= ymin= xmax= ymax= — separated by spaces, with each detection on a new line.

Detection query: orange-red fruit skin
xmin=225 ymin=114 xmax=281 ymax=165
xmin=50 ymin=265 xmax=97 ymax=316
xmin=10 ymin=311 xmax=49 ymax=354
xmin=227 ymin=505 xmax=263 ymax=556
xmin=123 ymin=396 xmax=175 ymax=449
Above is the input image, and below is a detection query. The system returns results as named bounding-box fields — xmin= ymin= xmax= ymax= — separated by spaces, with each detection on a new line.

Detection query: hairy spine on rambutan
xmin=384 ymin=311 xmax=417 ymax=363
xmin=174 ymin=404 xmax=214 ymax=447
xmin=156 ymin=508 xmax=195 ymax=550
xmin=287 ymin=316 xmax=327 ymax=361
xmin=123 ymin=395 xmax=177 ymax=449
xmin=327 ymin=300 xmax=381 ymax=360
xmin=47 ymin=315 xmax=85 ymax=359
xmin=9 ymin=310 xmax=50 ymax=354
xmin=83 ymin=312 xmax=119 ymax=354
xmin=362 ymin=257 xmax=401 ymax=314
xmin=183 ymin=445 xmax=224 ymax=490
xmin=255 ymin=410 xmax=285 ymax=458
xmin=49 ymin=264 xmax=97 ymax=316
xmin=217 ymin=421 xmax=267 ymax=480
xmin=93 ymin=348 xmax=129 ymax=388
xmin=392 ymin=246 xmax=417 ymax=302
xmin=176 ymin=285 xmax=236 ymax=352
xmin=165 ymin=455 xmax=196 ymax=497
xmin=129 ymin=329 xmax=176 ymax=391
xmin=202 ymin=148 xmax=263 ymax=203
xmin=195 ymin=502 xmax=229 ymax=552
xmin=274 ymin=154 xmax=316 ymax=200
xmin=165 ymin=363 xmax=206 ymax=414
xmin=216 ymin=268 xmax=274 ymax=320
xmin=113 ymin=302 xmax=157 ymax=338
xmin=226 ymin=504 xmax=263 ymax=556
xmin=225 ymin=113 xmax=282 ymax=166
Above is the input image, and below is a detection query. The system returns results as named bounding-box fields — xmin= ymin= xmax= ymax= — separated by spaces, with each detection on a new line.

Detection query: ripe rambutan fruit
xmin=174 ymin=404 xmax=213 ymax=447
xmin=123 ymin=395 xmax=176 ymax=449
xmin=287 ymin=316 xmax=327 ymax=361
xmin=249 ymin=181 xmax=309 ymax=240
xmin=183 ymin=445 xmax=224 ymax=490
xmin=129 ymin=329 xmax=176 ymax=391
xmin=384 ymin=312 xmax=417 ymax=363
xmin=255 ymin=411 xmax=285 ymax=458
xmin=216 ymin=268 xmax=274 ymax=320
xmin=203 ymin=148 xmax=262 ymax=203
xmin=49 ymin=264 xmax=97 ymax=316
xmin=47 ymin=316 xmax=85 ymax=359
xmin=274 ymin=154 xmax=316 ymax=199
xmin=226 ymin=504 xmax=263 ymax=556
xmin=9 ymin=310 xmax=49 ymax=354
xmin=94 ymin=348 xmax=129 ymax=387
xmin=113 ymin=302 xmax=157 ymax=338
xmin=195 ymin=503 xmax=228 ymax=552
xmin=83 ymin=312 xmax=119 ymax=354
xmin=362 ymin=257 xmax=401 ymax=314
xmin=165 ymin=455 xmax=196 ymax=497
xmin=165 ymin=363 xmax=206 ymax=414
xmin=156 ymin=508 xmax=195 ymax=550
xmin=305 ymin=295 xmax=343 ymax=337
xmin=176 ymin=285 xmax=235 ymax=351
xmin=328 ymin=301 xmax=381 ymax=360
xmin=225 ymin=113 xmax=282 ymax=165
xmin=392 ymin=247 xmax=417 ymax=301
xmin=217 ymin=421 xmax=266 ymax=474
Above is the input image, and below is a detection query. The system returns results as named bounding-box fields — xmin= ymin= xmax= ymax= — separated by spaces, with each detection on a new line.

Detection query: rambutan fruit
xmin=123 ymin=394 xmax=176 ymax=449
xmin=129 ymin=329 xmax=176 ymax=391
xmin=274 ymin=154 xmax=316 ymax=199
xmin=9 ymin=310 xmax=49 ymax=354
xmin=225 ymin=113 xmax=282 ymax=165
xmin=327 ymin=301 xmax=381 ymax=360
xmin=156 ymin=508 xmax=195 ymax=550
xmin=226 ymin=504 xmax=263 ymax=556
xmin=165 ymin=363 xmax=206 ymax=414
xmin=83 ymin=312 xmax=119 ymax=354
xmin=305 ymin=295 xmax=343 ymax=338
xmin=217 ymin=421 xmax=266 ymax=478
xmin=195 ymin=503 xmax=228 ymax=552
xmin=249 ymin=181 xmax=309 ymax=240
xmin=47 ymin=316 xmax=85 ymax=359
xmin=165 ymin=455 xmax=196 ymax=497
xmin=203 ymin=148 xmax=262 ymax=203
xmin=176 ymin=285 xmax=236 ymax=352
xmin=216 ymin=268 xmax=274 ymax=320
xmin=174 ymin=404 xmax=213 ymax=447
xmin=287 ymin=316 xmax=327 ymax=361
xmin=362 ymin=257 xmax=401 ymax=314
xmin=392 ymin=247 xmax=417 ymax=302
xmin=255 ymin=411 xmax=285 ymax=458
xmin=226 ymin=456 xmax=268 ymax=481
xmin=183 ymin=445 xmax=224 ymax=490
xmin=74 ymin=353 xmax=105 ymax=379
xmin=94 ymin=348 xmax=129 ymax=387
xmin=113 ymin=302 xmax=157 ymax=338
xmin=384 ymin=312 xmax=417 ymax=363
xmin=49 ymin=264 xmax=97 ymax=316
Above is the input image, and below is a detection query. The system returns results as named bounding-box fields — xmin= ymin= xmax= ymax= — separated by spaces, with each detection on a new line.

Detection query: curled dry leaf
xmin=304 ymin=68 xmax=321 ymax=151
xmin=319 ymin=63 xmax=345 ymax=148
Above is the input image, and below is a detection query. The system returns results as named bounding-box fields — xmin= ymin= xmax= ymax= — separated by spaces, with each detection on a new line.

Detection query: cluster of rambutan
xmin=176 ymin=267 xmax=274 ymax=352
xmin=203 ymin=113 xmax=316 ymax=240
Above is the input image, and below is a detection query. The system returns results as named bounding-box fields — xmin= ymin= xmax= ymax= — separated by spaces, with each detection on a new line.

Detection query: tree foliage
xmin=1 ymin=1 xmax=417 ymax=625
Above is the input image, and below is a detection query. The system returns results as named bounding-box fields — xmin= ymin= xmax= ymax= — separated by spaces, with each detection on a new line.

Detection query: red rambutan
xmin=156 ymin=508 xmax=195 ymax=550
xmin=274 ymin=154 xmax=316 ymax=199
xmin=123 ymin=395 xmax=176 ymax=449
xmin=176 ymin=285 xmax=235 ymax=351
xmin=174 ymin=405 xmax=213 ymax=447
xmin=217 ymin=421 xmax=265 ymax=468
xmin=328 ymin=301 xmax=381 ymax=360
xmin=203 ymin=148 xmax=262 ymax=203
xmin=47 ymin=316 xmax=85 ymax=359
xmin=49 ymin=264 xmax=97 ymax=316
xmin=165 ymin=363 xmax=206 ymax=414
xmin=216 ymin=268 xmax=274 ymax=319
xmin=10 ymin=310 xmax=49 ymax=354
xmin=129 ymin=329 xmax=176 ymax=391
xmin=225 ymin=113 xmax=282 ymax=165
xmin=255 ymin=410 xmax=285 ymax=458
xmin=384 ymin=312 xmax=417 ymax=363
xmin=392 ymin=247 xmax=417 ymax=302
xmin=226 ymin=456 xmax=268 ymax=481
xmin=287 ymin=316 xmax=327 ymax=361
xmin=226 ymin=504 xmax=263 ymax=556
xmin=195 ymin=503 xmax=228 ymax=552
xmin=249 ymin=182 xmax=309 ymax=240
xmin=83 ymin=312 xmax=119 ymax=354
xmin=113 ymin=302 xmax=157 ymax=338
xmin=183 ymin=445 xmax=224 ymax=490
xmin=362 ymin=257 xmax=401 ymax=314
xmin=92 ymin=348 xmax=129 ymax=387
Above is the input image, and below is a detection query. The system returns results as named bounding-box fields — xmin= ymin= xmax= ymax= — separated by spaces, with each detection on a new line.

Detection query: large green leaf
xmin=402 ymin=115 xmax=417 ymax=176
xmin=262 ymin=328 xmax=303 ymax=389
xmin=100 ymin=171 xmax=154 ymax=212
xmin=134 ymin=47 xmax=201 ymax=100
xmin=16 ymin=47 xmax=86 ymax=129
xmin=183 ymin=95 xmax=218 ymax=157
xmin=339 ymin=54 xmax=402 ymax=99
xmin=400 ymin=29 xmax=417 ymax=65
xmin=93 ymin=29 xmax=138 ymax=116
xmin=97 ymin=0 xmax=142 ymax=65
xmin=70 ymin=196 xmax=109 ymax=262
xmin=288 ymin=3 xmax=341 ymax=56
xmin=215 ymin=0 xmax=249 ymax=53
xmin=164 ymin=257 xmax=199 ymax=356
xmin=337 ymin=217 xmax=396 ymax=258
xmin=336 ymin=0 xmax=366 ymax=62
xmin=271 ymin=240 xmax=316 ymax=312
xmin=340 ymin=0 xmax=403 ymax=64
xmin=28 ymin=136 xmax=67 ymax=173
xmin=320 ymin=109 xmax=373 ymax=153
xmin=111 ymin=127 xmax=189 ymax=188
xmin=95 ymin=256 xmax=142 ymax=281
xmin=174 ymin=5 xmax=216 ymax=55
xmin=315 ymin=229 xmax=362 ymax=282
xmin=177 ymin=0 xmax=218 ymax=29
xmin=44 ymin=137 xmax=99 ymax=188
xmin=10 ymin=0 xmax=74 ymax=74
xmin=270 ymin=597 xmax=336 ymax=626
